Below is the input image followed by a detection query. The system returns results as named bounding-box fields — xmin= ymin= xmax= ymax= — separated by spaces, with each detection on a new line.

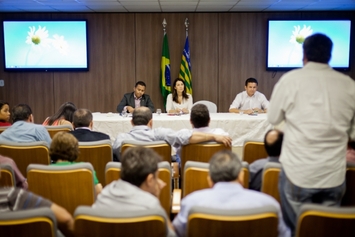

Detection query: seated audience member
xmin=229 ymin=77 xmax=269 ymax=115
xmin=249 ymin=129 xmax=283 ymax=191
xmin=93 ymin=146 xmax=176 ymax=237
xmin=0 ymin=100 xmax=11 ymax=126
xmin=172 ymin=150 xmax=290 ymax=237
xmin=347 ymin=141 xmax=355 ymax=164
xmin=0 ymin=166 xmax=74 ymax=236
xmin=43 ymin=102 xmax=77 ymax=128
xmin=49 ymin=132 xmax=102 ymax=196
xmin=112 ymin=107 xmax=232 ymax=161
xmin=190 ymin=104 xmax=228 ymax=135
xmin=0 ymin=104 xmax=52 ymax=145
xmin=69 ymin=108 xmax=110 ymax=142
xmin=166 ymin=78 xmax=193 ymax=114
xmin=116 ymin=81 xmax=155 ymax=113
xmin=0 ymin=154 xmax=28 ymax=189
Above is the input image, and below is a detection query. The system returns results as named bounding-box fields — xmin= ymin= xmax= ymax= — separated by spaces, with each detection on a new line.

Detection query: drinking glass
xmin=156 ymin=109 xmax=162 ymax=115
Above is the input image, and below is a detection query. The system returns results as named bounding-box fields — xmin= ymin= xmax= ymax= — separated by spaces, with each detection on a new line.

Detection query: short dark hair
xmin=49 ymin=132 xmax=80 ymax=162
xmin=132 ymin=107 xmax=152 ymax=126
xmin=120 ymin=146 xmax=161 ymax=187
xmin=303 ymin=33 xmax=333 ymax=64
xmin=73 ymin=109 xmax=92 ymax=128
xmin=190 ymin=104 xmax=210 ymax=128
xmin=135 ymin=81 xmax=146 ymax=88
xmin=12 ymin=104 xmax=32 ymax=123
xmin=209 ymin=150 xmax=242 ymax=183
xmin=264 ymin=129 xmax=284 ymax=157
xmin=245 ymin=78 xmax=258 ymax=86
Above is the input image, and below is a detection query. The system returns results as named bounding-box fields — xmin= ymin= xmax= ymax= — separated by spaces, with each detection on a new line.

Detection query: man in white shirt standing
xmin=267 ymin=33 xmax=355 ymax=234
xmin=229 ymin=78 xmax=269 ymax=115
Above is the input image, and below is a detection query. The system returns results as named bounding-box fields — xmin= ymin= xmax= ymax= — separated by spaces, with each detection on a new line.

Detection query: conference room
xmin=0 ymin=0 xmax=355 ymax=236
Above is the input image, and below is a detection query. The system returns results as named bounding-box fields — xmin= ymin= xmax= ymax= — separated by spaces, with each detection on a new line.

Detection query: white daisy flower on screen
xmin=289 ymin=25 xmax=313 ymax=44
xmin=25 ymin=26 xmax=50 ymax=49
xmin=52 ymin=34 xmax=69 ymax=55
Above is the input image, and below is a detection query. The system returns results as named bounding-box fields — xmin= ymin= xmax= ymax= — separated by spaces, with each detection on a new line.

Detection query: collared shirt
xmin=0 ymin=121 xmax=52 ymax=146
xmin=134 ymin=94 xmax=142 ymax=109
xmin=192 ymin=127 xmax=229 ymax=136
xmin=229 ymin=91 xmax=269 ymax=110
xmin=112 ymin=125 xmax=193 ymax=159
xmin=172 ymin=182 xmax=290 ymax=237
xmin=268 ymin=62 xmax=355 ymax=188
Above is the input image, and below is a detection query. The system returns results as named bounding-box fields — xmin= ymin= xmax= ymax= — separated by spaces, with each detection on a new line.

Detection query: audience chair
xmin=27 ymin=163 xmax=96 ymax=215
xmin=180 ymin=142 xmax=231 ymax=175
xmin=342 ymin=162 xmax=355 ymax=206
xmin=192 ymin=100 xmax=217 ymax=113
xmin=182 ymin=161 xmax=210 ymax=198
xmin=44 ymin=124 xmax=73 ymax=138
xmin=0 ymin=126 xmax=9 ymax=134
xmin=0 ymin=163 xmax=15 ymax=188
xmin=74 ymin=206 xmax=167 ymax=237
xmin=187 ymin=205 xmax=279 ymax=237
xmin=0 ymin=207 xmax=58 ymax=237
xmin=261 ymin=162 xmax=282 ymax=203
xmin=242 ymin=140 xmax=268 ymax=164
xmin=77 ymin=140 xmax=113 ymax=186
xmin=104 ymin=161 xmax=172 ymax=216
xmin=242 ymin=161 xmax=250 ymax=189
xmin=296 ymin=204 xmax=355 ymax=237
xmin=121 ymin=140 xmax=172 ymax=163
xmin=0 ymin=141 xmax=50 ymax=178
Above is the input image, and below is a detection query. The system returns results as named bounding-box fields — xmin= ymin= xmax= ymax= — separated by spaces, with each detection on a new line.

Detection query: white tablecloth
xmin=92 ymin=113 xmax=272 ymax=147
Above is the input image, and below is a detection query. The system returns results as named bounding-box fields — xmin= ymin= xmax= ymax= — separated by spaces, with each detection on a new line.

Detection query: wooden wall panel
xmin=0 ymin=11 xmax=354 ymax=122
xmin=51 ymin=13 xmax=136 ymax=118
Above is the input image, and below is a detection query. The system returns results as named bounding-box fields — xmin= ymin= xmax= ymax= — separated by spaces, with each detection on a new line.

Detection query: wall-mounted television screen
xmin=2 ymin=20 xmax=88 ymax=71
xmin=266 ymin=20 xmax=351 ymax=71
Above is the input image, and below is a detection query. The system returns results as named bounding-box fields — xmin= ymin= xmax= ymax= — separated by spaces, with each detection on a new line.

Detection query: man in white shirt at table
xmin=112 ymin=107 xmax=232 ymax=161
xmin=229 ymin=78 xmax=269 ymax=115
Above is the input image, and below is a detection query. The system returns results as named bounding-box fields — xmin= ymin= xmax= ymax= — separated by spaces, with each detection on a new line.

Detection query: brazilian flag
xmin=160 ymin=32 xmax=171 ymax=107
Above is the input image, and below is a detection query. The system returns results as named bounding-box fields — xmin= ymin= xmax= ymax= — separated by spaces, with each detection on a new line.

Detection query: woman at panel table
xmin=0 ymin=101 xmax=11 ymax=126
xmin=42 ymin=101 xmax=76 ymax=128
xmin=166 ymin=78 xmax=193 ymax=114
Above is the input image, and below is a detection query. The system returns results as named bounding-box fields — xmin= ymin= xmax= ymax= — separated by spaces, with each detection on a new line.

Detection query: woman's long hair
xmin=47 ymin=102 xmax=77 ymax=125
xmin=172 ymin=78 xmax=189 ymax=103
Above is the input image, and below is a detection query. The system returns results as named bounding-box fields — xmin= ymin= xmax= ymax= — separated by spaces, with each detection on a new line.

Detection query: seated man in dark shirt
xmin=249 ymin=129 xmax=283 ymax=191
xmin=0 ymin=167 xmax=74 ymax=236
xmin=116 ymin=81 xmax=155 ymax=113
xmin=70 ymin=108 xmax=110 ymax=142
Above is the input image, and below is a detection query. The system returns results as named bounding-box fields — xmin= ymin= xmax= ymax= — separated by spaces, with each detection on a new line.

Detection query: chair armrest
xmin=171 ymin=189 xmax=181 ymax=214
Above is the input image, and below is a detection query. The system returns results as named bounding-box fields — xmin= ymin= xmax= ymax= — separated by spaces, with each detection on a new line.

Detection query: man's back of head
xmin=264 ymin=129 xmax=283 ymax=157
xmin=12 ymin=104 xmax=32 ymax=123
xmin=120 ymin=146 xmax=161 ymax=188
xmin=303 ymin=33 xmax=333 ymax=64
xmin=132 ymin=107 xmax=152 ymax=126
xmin=73 ymin=109 xmax=92 ymax=128
xmin=209 ymin=150 xmax=242 ymax=184
xmin=190 ymin=104 xmax=210 ymax=128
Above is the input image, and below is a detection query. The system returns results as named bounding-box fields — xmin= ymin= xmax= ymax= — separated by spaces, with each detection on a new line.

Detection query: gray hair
xmin=209 ymin=150 xmax=242 ymax=183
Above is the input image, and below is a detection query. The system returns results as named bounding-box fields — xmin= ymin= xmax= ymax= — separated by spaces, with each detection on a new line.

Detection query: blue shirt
xmin=0 ymin=121 xmax=52 ymax=146
xmin=172 ymin=182 xmax=290 ymax=237
xmin=249 ymin=156 xmax=279 ymax=191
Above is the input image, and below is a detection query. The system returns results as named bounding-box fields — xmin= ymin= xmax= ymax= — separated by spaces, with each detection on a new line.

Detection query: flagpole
xmin=185 ymin=18 xmax=189 ymax=37
xmin=162 ymin=18 xmax=167 ymax=34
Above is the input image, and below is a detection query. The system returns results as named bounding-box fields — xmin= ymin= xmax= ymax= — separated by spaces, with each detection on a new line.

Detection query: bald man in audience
xmin=69 ymin=108 xmax=110 ymax=142
xmin=112 ymin=107 xmax=232 ymax=161
xmin=249 ymin=129 xmax=283 ymax=191
xmin=172 ymin=150 xmax=290 ymax=237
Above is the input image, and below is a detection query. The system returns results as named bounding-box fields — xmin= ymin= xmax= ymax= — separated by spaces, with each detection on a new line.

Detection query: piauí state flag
xmin=160 ymin=32 xmax=171 ymax=107
xmin=179 ymin=36 xmax=192 ymax=95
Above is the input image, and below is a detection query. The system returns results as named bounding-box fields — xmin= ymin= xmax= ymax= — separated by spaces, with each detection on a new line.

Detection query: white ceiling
xmin=0 ymin=0 xmax=354 ymax=13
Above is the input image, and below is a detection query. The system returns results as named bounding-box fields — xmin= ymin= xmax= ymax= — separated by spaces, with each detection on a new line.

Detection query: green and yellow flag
xmin=160 ymin=32 xmax=171 ymax=107
xmin=179 ymin=36 xmax=192 ymax=95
